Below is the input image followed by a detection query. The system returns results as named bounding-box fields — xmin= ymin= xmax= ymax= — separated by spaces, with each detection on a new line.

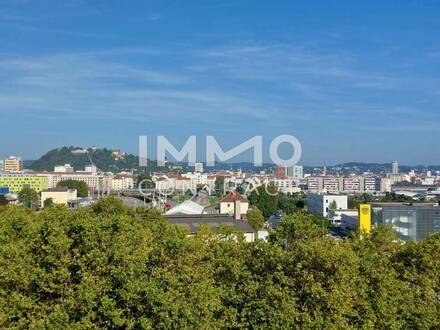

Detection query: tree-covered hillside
xmin=0 ymin=198 xmax=439 ymax=328
xmin=28 ymin=146 xmax=159 ymax=172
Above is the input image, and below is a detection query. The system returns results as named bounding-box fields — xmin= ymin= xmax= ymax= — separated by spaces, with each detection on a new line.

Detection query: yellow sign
xmin=358 ymin=204 xmax=371 ymax=233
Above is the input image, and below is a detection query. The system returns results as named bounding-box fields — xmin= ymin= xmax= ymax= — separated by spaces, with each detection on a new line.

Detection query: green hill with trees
xmin=28 ymin=146 xmax=160 ymax=173
xmin=0 ymin=198 xmax=439 ymax=328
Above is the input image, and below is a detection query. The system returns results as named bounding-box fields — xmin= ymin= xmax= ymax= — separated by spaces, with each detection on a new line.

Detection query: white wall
xmin=307 ymin=193 xmax=348 ymax=217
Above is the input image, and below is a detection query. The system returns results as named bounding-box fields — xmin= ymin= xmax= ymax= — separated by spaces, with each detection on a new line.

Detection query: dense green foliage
xmin=29 ymin=146 xmax=160 ymax=173
xmin=0 ymin=198 xmax=439 ymax=328
xmin=214 ymin=177 xmax=225 ymax=198
xmin=57 ymin=179 xmax=90 ymax=198
xmin=18 ymin=187 xmax=39 ymax=210
xmin=246 ymin=207 xmax=265 ymax=232
xmin=249 ymin=184 xmax=278 ymax=218
xmin=277 ymin=192 xmax=306 ymax=214
xmin=43 ymin=198 xmax=53 ymax=208
xmin=348 ymin=192 xmax=419 ymax=209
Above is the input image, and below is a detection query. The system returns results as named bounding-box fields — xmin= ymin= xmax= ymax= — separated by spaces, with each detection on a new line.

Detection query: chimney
xmin=234 ymin=199 xmax=241 ymax=220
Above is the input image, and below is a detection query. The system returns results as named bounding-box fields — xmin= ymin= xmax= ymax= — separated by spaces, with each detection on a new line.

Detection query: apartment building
xmin=3 ymin=156 xmax=23 ymax=173
xmin=111 ymin=175 xmax=135 ymax=191
xmin=307 ymin=175 xmax=381 ymax=193
xmin=307 ymin=193 xmax=348 ymax=217
xmin=286 ymin=165 xmax=304 ymax=179
xmin=54 ymin=164 xmax=74 ymax=173
xmin=0 ymin=175 xmax=48 ymax=193
xmin=41 ymin=187 xmax=78 ymax=207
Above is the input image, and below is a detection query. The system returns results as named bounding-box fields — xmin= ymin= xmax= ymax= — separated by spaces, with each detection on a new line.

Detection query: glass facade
xmin=372 ymin=203 xmax=440 ymax=241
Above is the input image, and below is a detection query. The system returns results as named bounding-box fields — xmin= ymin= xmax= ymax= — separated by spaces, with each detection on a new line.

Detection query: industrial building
xmin=371 ymin=202 xmax=440 ymax=241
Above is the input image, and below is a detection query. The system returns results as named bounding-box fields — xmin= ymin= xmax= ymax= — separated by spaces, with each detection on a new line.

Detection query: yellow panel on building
xmin=358 ymin=204 xmax=371 ymax=233
xmin=0 ymin=175 xmax=48 ymax=193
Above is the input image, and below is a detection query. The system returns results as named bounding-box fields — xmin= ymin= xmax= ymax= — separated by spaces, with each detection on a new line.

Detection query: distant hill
xmin=28 ymin=146 xmax=159 ymax=173
xmin=317 ymin=162 xmax=440 ymax=174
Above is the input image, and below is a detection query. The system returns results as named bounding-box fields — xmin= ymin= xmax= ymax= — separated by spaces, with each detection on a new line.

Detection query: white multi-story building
xmin=54 ymin=164 xmax=74 ymax=173
xmin=380 ymin=178 xmax=393 ymax=192
xmin=308 ymin=175 xmax=381 ymax=193
xmin=111 ymin=175 xmax=134 ymax=191
xmin=85 ymin=165 xmax=97 ymax=173
xmin=364 ymin=176 xmax=380 ymax=192
xmin=392 ymin=161 xmax=399 ymax=175
xmin=307 ymin=177 xmax=323 ymax=192
xmin=286 ymin=165 xmax=304 ymax=179
xmin=307 ymin=193 xmax=348 ymax=217
xmin=323 ymin=177 xmax=341 ymax=193
xmin=343 ymin=177 xmax=362 ymax=192
xmin=194 ymin=162 xmax=204 ymax=173
xmin=273 ymin=178 xmax=300 ymax=194
xmin=154 ymin=176 xmax=176 ymax=192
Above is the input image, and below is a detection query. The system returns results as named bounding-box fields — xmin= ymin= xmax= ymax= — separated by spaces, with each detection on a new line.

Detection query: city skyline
xmin=1 ymin=1 xmax=440 ymax=164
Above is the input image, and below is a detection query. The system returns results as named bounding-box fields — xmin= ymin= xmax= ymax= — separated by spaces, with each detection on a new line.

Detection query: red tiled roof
xmin=220 ymin=190 xmax=248 ymax=203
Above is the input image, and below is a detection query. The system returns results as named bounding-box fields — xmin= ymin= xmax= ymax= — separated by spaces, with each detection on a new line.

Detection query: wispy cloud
xmin=0 ymin=42 xmax=439 ymax=139
xmin=0 ymin=49 xmax=281 ymax=125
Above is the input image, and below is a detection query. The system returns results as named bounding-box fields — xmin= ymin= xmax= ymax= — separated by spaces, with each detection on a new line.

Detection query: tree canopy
xmin=248 ymin=184 xmax=278 ymax=218
xmin=246 ymin=207 xmax=265 ymax=232
xmin=18 ymin=187 xmax=39 ymax=210
xmin=0 ymin=198 xmax=439 ymax=328
xmin=57 ymin=179 xmax=89 ymax=197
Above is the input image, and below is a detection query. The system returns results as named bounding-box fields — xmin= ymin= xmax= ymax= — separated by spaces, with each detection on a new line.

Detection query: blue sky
xmin=0 ymin=0 xmax=439 ymax=165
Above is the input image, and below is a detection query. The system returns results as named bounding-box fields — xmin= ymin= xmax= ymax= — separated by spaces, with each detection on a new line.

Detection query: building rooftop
xmin=371 ymin=202 xmax=439 ymax=208
xmin=166 ymin=214 xmax=254 ymax=234
xmin=43 ymin=187 xmax=76 ymax=193
xmin=165 ymin=200 xmax=205 ymax=215
xmin=220 ymin=190 xmax=248 ymax=203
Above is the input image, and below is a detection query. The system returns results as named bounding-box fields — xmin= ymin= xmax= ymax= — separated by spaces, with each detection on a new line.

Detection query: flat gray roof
xmin=166 ymin=214 xmax=254 ymax=234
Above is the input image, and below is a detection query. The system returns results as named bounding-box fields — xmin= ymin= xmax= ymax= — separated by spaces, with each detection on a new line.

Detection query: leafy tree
xmin=0 ymin=198 xmax=439 ymax=328
xmin=136 ymin=174 xmax=155 ymax=189
xmin=215 ymin=177 xmax=225 ymax=198
xmin=43 ymin=198 xmax=53 ymax=208
xmin=235 ymin=185 xmax=245 ymax=194
xmin=348 ymin=193 xmax=374 ymax=209
xmin=295 ymin=199 xmax=305 ymax=209
xmin=92 ymin=196 xmax=127 ymax=215
xmin=246 ymin=207 xmax=265 ymax=237
xmin=270 ymin=211 xmax=328 ymax=244
xmin=249 ymin=184 xmax=278 ymax=218
xmin=18 ymin=187 xmax=39 ymax=210
xmin=330 ymin=200 xmax=338 ymax=210
xmin=277 ymin=192 xmax=306 ymax=214
xmin=57 ymin=179 xmax=89 ymax=197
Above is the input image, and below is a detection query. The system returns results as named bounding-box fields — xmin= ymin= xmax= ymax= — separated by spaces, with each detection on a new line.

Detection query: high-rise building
xmin=392 ymin=161 xmax=399 ymax=175
xmin=194 ymin=162 xmax=204 ymax=173
xmin=3 ymin=156 xmax=23 ymax=173
xmin=307 ymin=177 xmax=323 ymax=192
xmin=275 ymin=165 xmax=287 ymax=179
xmin=286 ymin=165 xmax=304 ymax=179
